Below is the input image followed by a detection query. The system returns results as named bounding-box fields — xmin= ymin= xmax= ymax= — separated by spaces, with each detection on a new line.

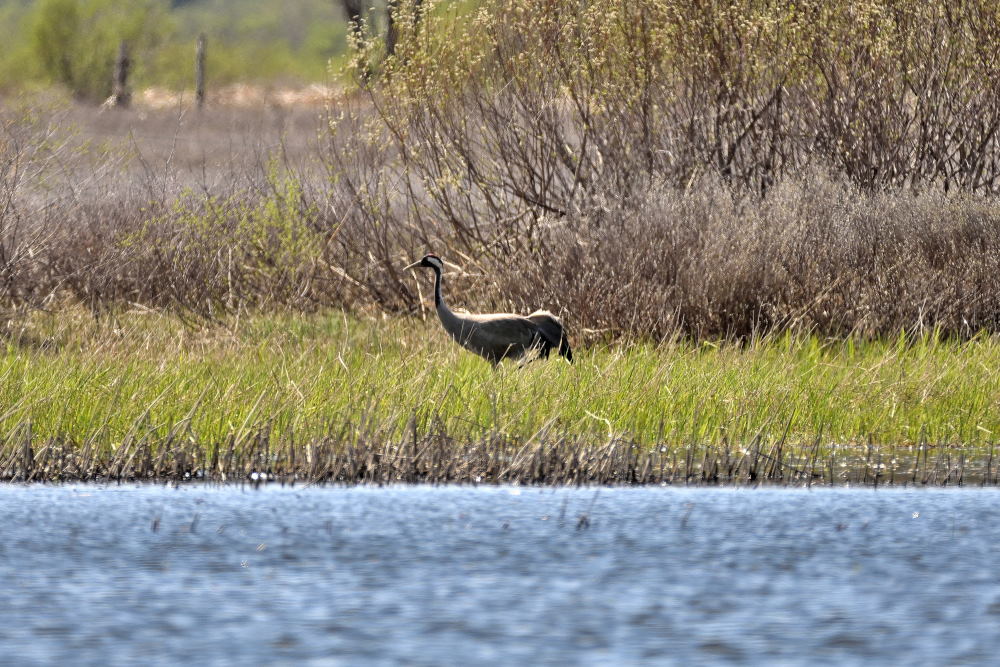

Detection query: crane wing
xmin=464 ymin=314 xmax=540 ymax=349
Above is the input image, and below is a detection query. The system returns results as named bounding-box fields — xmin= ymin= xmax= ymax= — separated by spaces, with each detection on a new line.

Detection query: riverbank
xmin=2 ymin=308 xmax=997 ymax=485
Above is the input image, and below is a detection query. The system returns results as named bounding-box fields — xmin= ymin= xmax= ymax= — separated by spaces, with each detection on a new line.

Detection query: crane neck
xmin=432 ymin=265 xmax=446 ymax=309
xmin=432 ymin=265 xmax=460 ymax=325
xmin=431 ymin=265 xmax=463 ymax=334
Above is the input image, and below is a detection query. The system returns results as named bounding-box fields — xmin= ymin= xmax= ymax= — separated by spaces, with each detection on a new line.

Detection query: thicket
xmin=327 ymin=0 xmax=1000 ymax=338
xmin=5 ymin=0 xmax=1000 ymax=341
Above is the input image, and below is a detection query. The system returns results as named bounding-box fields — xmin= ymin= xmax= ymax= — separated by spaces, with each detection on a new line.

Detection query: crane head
xmin=403 ymin=254 xmax=444 ymax=272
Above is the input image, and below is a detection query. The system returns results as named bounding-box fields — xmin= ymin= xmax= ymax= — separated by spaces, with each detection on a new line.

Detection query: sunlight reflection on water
xmin=1 ymin=484 xmax=998 ymax=665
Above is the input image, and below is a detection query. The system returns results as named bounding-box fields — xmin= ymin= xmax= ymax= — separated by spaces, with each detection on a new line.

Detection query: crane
xmin=403 ymin=253 xmax=573 ymax=366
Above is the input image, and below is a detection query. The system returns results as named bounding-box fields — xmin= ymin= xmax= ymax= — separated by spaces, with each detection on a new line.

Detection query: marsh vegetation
xmin=1 ymin=308 xmax=998 ymax=484
xmin=2 ymin=1 xmax=1000 ymax=483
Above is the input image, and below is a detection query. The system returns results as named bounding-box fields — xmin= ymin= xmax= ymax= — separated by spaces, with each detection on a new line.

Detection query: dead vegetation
xmin=2 ymin=427 xmax=990 ymax=487
xmin=4 ymin=2 xmax=1000 ymax=485
xmin=5 ymin=104 xmax=1000 ymax=342
xmin=4 ymin=0 xmax=1000 ymax=343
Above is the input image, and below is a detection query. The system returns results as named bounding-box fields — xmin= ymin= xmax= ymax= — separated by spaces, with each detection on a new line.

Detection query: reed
xmin=0 ymin=308 xmax=997 ymax=485
xmin=4 ymin=3 xmax=1000 ymax=484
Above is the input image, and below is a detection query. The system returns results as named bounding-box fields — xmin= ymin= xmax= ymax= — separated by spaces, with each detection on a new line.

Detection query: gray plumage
xmin=404 ymin=254 xmax=573 ymax=366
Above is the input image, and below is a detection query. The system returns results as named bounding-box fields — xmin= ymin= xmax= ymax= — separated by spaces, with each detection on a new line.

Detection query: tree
xmin=32 ymin=0 xmax=166 ymax=102
xmin=336 ymin=0 xmax=423 ymax=72
xmin=387 ymin=0 xmax=422 ymax=58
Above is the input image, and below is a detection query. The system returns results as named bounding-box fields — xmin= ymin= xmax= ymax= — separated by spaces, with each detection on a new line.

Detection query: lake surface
xmin=2 ymin=484 xmax=999 ymax=665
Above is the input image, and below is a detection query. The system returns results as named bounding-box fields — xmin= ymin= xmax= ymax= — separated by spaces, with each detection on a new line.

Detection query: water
xmin=2 ymin=484 xmax=999 ymax=665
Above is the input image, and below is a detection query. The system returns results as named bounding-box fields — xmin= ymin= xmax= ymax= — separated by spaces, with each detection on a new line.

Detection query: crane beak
xmin=402 ymin=260 xmax=422 ymax=271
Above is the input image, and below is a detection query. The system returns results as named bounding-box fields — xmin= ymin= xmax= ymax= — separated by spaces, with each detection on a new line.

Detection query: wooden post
xmin=112 ymin=40 xmax=131 ymax=108
xmin=195 ymin=34 xmax=206 ymax=110
xmin=386 ymin=0 xmax=398 ymax=58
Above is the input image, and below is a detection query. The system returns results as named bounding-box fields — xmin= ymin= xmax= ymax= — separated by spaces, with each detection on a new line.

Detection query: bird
xmin=403 ymin=253 xmax=573 ymax=366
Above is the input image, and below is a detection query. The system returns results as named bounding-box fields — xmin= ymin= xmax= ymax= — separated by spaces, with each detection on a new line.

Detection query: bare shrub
xmin=313 ymin=0 xmax=1000 ymax=339
xmin=7 ymin=1 xmax=1000 ymax=340
xmin=0 ymin=106 xmax=71 ymax=319
xmin=5 ymin=99 xmax=1000 ymax=341
xmin=393 ymin=171 xmax=994 ymax=341
xmin=334 ymin=0 xmax=999 ymax=249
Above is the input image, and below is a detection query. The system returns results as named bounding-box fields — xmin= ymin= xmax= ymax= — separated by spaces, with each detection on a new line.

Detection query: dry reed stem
xmin=0 ymin=422 xmax=994 ymax=487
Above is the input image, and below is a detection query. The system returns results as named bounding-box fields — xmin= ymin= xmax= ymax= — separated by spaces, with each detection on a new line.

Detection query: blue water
xmin=2 ymin=484 xmax=999 ymax=665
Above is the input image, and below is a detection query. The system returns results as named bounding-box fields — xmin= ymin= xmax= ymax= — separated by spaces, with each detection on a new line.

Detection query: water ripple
xmin=1 ymin=484 xmax=999 ymax=665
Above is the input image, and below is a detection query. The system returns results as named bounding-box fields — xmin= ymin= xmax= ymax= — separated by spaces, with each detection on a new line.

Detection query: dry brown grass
xmin=4 ymin=428 xmax=986 ymax=487
xmin=4 ymin=1 xmax=1000 ymax=340
xmin=4 ymin=97 xmax=1000 ymax=341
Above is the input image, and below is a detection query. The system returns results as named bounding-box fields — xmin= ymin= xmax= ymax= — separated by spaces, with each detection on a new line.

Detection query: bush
xmin=8 ymin=2 xmax=1000 ymax=342
xmin=337 ymin=0 xmax=1000 ymax=225
xmin=31 ymin=0 xmax=167 ymax=102
xmin=315 ymin=0 xmax=1000 ymax=337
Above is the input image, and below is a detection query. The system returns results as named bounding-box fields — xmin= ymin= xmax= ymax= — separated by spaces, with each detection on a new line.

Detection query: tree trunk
xmin=387 ymin=0 xmax=422 ymax=59
xmin=112 ymin=41 xmax=130 ymax=108
xmin=386 ymin=0 xmax=398 ymax=57
xmin=340 ymin=0 xmax=365 ymax=43
xmin=340 ymin=0 xmax=369 ymax=83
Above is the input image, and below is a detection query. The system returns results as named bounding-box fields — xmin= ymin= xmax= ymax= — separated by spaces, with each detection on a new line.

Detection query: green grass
xmin=1 ymin=308 xmax=998 ymax=483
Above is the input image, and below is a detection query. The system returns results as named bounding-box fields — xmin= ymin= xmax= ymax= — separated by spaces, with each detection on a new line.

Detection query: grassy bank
xmin=4 ymin=3 xmax=1000 ymax=486
xmin=1 ymin=308 xmax=998 ymax=485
